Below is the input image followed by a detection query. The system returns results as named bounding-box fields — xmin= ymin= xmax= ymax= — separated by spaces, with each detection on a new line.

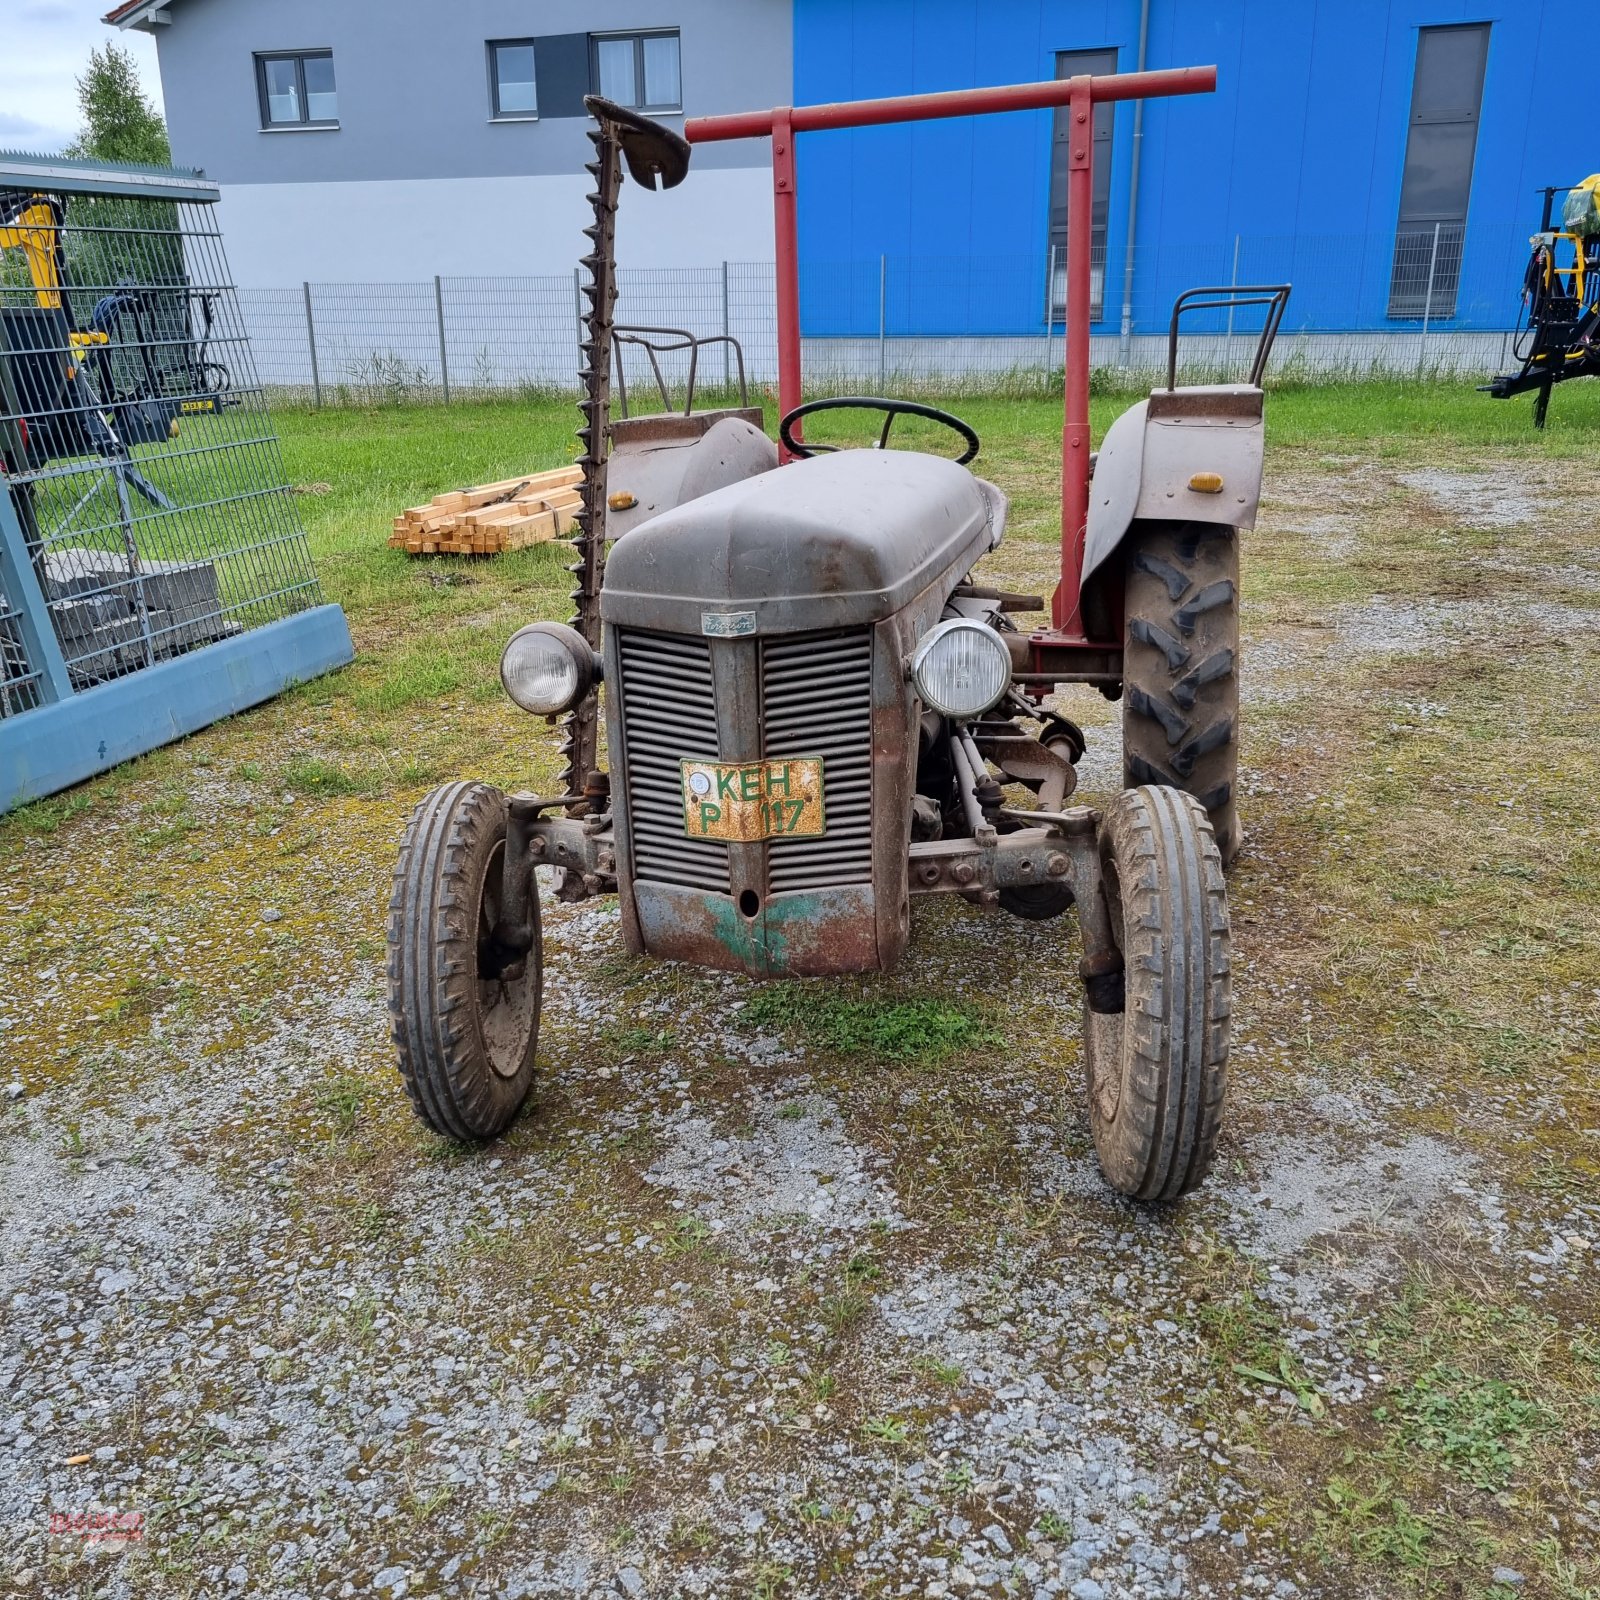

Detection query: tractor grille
xmin=764 ymin=630 xmax=874 ymax=893
xmin=617 ymin=631 xmax=729 ymax=892
xmin=615 ymin=627 xmax=875 ymax=897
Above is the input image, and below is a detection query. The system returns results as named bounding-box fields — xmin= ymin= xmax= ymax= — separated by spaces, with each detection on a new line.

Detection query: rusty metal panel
xmin=633 ymin=880 xmax=880 ymax=977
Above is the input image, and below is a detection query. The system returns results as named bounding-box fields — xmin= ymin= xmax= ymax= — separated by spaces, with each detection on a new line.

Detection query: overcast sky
xmin=1 ymin=0 xmax=165 ymax=155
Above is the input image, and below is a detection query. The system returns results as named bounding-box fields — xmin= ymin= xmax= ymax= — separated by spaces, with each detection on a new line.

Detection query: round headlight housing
xmin=500 ymin=622 xmax=598 ymax=716
xmin=910 ymin=618 xmax=1011 ymax=720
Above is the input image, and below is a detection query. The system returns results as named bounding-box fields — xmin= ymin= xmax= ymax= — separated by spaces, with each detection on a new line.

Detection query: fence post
xmin=301 ymin=282 xmax=322 ymax=407
xmin=434 ymin=275 xmax=450 ymax=404
xmin=721 ymin=261 xmax=731 ymax=390
xmin=878 ymin=255 xmax=888 ymax=389
xmin=1044 ymin=244 xmax=1058 ymax=374
xmin=1225 ymin=233 xmax=1241 ymax=340
xmin=573 ymin=267 xmax=585 ymax=389
xmin=1419 ymin=221 xmax=1441 ymax=375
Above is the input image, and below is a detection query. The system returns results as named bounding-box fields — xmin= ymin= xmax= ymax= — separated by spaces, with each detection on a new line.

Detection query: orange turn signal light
xmin=1188 ymin=471 xmax=1224 ymax=494
xmin=608 ymin=491 xmax=637 ymax=510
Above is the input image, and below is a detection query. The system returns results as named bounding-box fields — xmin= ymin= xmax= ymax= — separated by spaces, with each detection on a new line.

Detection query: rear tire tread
xmin=1123 ymin=523 xmax=1242 ymax=864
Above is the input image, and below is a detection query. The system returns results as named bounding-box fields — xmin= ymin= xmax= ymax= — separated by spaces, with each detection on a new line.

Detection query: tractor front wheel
xmin=1083 ymin=786 xmax=1230 ymax=1201
xmin=1122 ymin=521 xmax=1242 ymax=864
xmin=386 ymin=781 xmax=541 ymax=1141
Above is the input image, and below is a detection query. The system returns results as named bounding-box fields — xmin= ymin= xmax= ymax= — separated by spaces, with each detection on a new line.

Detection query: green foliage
xmin=279 ymin=757 xmax=379 ymax=797
xmin=741 ymin=984 xmax=1003 ymax=1064
xmin=315 ymin=1073 xmax=367 ymax=1137
xmin=1316 ymin=1477 xmax=1441 ymax=1569
xmin=860 ymin=1415 xmax=911 ymax=1446
xmin=67 ymin=43 xmax=171 ymax=166
xmin=1386 ymin=1364 xmax=1551 ymax=1490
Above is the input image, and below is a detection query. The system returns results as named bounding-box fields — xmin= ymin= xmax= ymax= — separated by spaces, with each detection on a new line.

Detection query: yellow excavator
xmin=1 ymin=186 xmax=230 ymax=506
xmin=1483 ymin=174 xmax=1600 ymax=427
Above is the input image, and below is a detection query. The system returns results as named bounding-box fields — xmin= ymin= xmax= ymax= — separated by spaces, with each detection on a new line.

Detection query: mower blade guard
xmin=584 ymin=97 xmax=691 ymax=190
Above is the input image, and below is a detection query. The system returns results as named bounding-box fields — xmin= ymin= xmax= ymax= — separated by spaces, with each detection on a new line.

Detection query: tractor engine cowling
xmin=600 ymin=449 xmax=1005 ymax=977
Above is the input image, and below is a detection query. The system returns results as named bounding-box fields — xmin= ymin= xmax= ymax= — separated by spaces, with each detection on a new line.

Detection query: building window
xmin=489 ymin=40 xmax=538 ymax=118
xmin=1048 ymin=47 xmax=1117 ymax=320
xmin=256 ymin=51 xmax=337 ymax=129
xmin=1388 ymin=23 xmax=1490 ymax=319
xmin=591 ymin=30 xmax=681 ymax=113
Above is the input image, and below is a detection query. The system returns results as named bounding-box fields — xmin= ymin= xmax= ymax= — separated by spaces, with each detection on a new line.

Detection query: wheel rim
xmin=474 ymin=840 xmax=539 ymax=1079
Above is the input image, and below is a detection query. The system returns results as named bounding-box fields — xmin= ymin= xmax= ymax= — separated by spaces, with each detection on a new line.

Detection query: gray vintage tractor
xmin=388 ymin=79 xmax=1284 ymax=1201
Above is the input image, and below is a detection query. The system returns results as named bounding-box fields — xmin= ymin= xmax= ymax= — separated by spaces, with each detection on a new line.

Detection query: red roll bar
xmin=685 ymin=64 xmax=1217 ymax=643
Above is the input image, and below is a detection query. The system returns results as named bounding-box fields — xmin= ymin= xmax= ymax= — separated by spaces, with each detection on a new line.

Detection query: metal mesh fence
xmin=235 ymin=221 xmax=1538 ymax=406
xmin=1 ymin=183 xmax=323 ymax=709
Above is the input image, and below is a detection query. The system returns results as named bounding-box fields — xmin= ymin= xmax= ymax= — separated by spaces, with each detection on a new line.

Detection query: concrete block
xmin=44 ymin=547 xmax=223 ymax=623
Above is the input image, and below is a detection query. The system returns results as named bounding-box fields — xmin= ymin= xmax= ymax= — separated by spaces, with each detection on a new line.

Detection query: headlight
xmin=500 ymin=622 xmax=599 ymax=716
xmin=910 ymin=618 xmax=1011 ymax=720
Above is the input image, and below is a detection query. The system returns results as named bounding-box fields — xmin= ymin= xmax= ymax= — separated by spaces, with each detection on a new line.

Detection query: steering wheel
xmin=779 ymin=397 xmax=980 ymax=465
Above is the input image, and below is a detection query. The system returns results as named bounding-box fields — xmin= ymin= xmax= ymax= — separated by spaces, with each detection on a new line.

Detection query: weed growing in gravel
xmin=1036 ymin=1509 xmax=1071 ymax=1541
xmin=860 ymin=1415 xmax=912 ymax=1447
xmin=819 ymin=1282 xmax=871 ymax=1335
xmin=1385 ymin=1364 xmax=1552 ymax=1489
xmin=752 ymin=1560 xmax=793 ymax=1597
xmin=315 ymin=1072 xmax=368 ymax=1136
xmin=914 ymin=1356 xmax=965 ymax=1388
xmin=664 ymin=1215 xmax=713 ymax=1256
xmin=279 ymin=756 xmax=377 ymax=796
xmin=667 ymin=1515 xmax=715 ymax=1553
xmin=1191 ymin=1256 xmax=1325 ymax=1413
xmin=742 ymin=984 xmax=1003 ymax=1064
xmin=1314 ymin=1478 xmax=1449 ymax=1571
xmin=600 ymin=1023 xmax=680 ymax=1058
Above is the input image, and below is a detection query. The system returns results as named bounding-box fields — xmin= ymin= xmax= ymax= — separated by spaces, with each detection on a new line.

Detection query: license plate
xmin=680 ymin=757 xmax=826 ymax=841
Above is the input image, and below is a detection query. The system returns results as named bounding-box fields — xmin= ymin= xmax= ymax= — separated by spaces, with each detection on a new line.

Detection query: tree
xmin=68 ymin=42 xmax=171 ymax=167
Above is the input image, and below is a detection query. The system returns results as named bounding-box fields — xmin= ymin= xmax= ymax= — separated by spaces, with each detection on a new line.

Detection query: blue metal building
xmin=792 ymin=1 xmax=1582 ymax=339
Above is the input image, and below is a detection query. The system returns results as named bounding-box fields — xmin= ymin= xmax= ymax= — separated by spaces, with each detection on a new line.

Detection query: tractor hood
xmin=601 ymin=449 xmax=1005 ymax=636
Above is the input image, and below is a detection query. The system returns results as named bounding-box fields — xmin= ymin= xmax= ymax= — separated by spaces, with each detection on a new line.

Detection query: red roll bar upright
xmin=685 ymin=64 xmax=1216 ymax=646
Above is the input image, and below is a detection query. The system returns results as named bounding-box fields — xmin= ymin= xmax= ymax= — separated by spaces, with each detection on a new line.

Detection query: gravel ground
xmin=2 ymin=449 xmax=1598 ymax=1599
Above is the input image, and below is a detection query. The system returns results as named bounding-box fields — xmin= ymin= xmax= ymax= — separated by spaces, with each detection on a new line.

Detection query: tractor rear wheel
xmin=1121 ymin=521 xmax=1242 ymax=864
xmin=386 ymin=781 xmax=541 ymax=1141
xmin=1083 ymin=785 xmax=1230 ymax=1201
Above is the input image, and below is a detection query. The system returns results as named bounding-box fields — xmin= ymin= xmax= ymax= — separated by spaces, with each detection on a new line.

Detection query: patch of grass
xmin=315 ymin=1072 xmax=368 ymax=1137
xmin=752 ymin=1561 xmax=793 ymax=1598
xmin=279 ymin=756 xmax=382 ymax=797
xmin=663 ymin=1216 xmax=713 ymax=1256
xmin=741 ymin=984 xmax=1003 ymax=1064
xmin=860 ymin=1415 xmax=911 ymax=1447
xmin=666 ymin=1515 xmax=715 ymax=1554
xmin=819 ymin=1280 xmax=872 ymax=1337
xmin=1035 ymin=1510 xmax=1071 ymax=1541
xmin=1193 ymin=1264 xmax=1324 ymax=1415
xmin=1314 ymin=1477 xmax=1450 ymax=1571
xmin=601 ymin=1023 xmax=680 ymax=1058
xmin=1386 ymin=1364 xmax=1551 ymax=1490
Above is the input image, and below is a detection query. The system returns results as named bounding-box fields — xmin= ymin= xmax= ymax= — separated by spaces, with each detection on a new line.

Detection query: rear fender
xmin=606 ymin=411 xmax=777 ymax=538
xmin=1082 ymin=385 xmax=1265 ymax=607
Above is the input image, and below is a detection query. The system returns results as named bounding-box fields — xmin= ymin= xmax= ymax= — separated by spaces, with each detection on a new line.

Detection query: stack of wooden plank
xmin=388 ymin=465 xmax=582 ymax=556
